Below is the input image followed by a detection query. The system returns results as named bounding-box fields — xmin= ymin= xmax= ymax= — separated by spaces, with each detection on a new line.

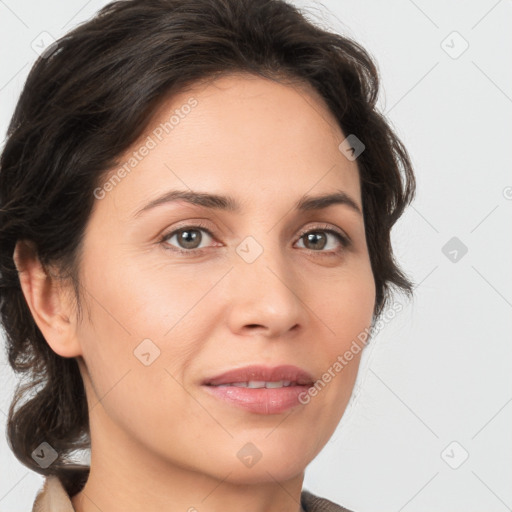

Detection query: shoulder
xmin=32 ymin=475 xmax=75 ymax=512
xmin=301 ymin=489 xmax=355 ymax=512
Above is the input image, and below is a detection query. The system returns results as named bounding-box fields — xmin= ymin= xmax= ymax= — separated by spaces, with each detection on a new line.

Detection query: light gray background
xmin=1 ymin=1 xmax=511 ymax=511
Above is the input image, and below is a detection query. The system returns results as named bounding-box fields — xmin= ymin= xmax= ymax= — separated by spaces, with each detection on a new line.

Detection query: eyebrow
xmin=132 ymin=188 xmax=362 ymax=218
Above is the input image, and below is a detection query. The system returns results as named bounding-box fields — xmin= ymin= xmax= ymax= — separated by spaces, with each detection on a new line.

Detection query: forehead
xmin=97 ymin=72 xmax=361 ymax=217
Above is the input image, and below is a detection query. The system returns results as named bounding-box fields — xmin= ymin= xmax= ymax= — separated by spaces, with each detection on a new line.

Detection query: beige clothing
xmin=32 ymin=475 xmax=354 ymax=512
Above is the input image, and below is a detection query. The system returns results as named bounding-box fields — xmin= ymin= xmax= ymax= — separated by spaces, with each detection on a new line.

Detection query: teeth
xmin=264 ymin=381 xmax=285 ymax=388
xmin=217 ymin=380 xmax=295 ymax=388
xmin=247 ymin=380 xmax=266 ymax=388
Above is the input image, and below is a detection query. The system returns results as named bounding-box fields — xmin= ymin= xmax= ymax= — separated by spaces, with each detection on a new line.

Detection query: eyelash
xmin=158 ymin=221 xmax=350 ymax=257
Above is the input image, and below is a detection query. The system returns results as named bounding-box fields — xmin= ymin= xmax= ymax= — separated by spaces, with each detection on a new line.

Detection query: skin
xmin=14 ymin=72 xmax=376 ymax=512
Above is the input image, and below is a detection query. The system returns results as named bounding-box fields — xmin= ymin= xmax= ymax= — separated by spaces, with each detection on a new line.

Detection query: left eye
xmin=296 ymin=229 xmax=347 ymax=252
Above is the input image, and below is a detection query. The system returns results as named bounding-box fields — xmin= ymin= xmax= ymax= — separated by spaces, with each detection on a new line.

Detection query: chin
xmin=219 ymin=462 xmax=306 ymax=485
xmin=215 ymin=442 xmax=312 ymax=484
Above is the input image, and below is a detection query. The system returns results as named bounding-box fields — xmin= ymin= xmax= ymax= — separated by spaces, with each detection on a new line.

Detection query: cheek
xmin=78 ymin=249 xmax=200 ymax=343
xmin=301 ymin=260 xmax=375 ymax=423
xmin=75 ymin=254 xmax=218 ymax=418
xmin=315 ymin=259 xmax=376 ymax=345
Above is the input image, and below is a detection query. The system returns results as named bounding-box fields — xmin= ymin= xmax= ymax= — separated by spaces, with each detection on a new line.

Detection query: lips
xmin=202 ymin=364 xmax=315 ymax=387
xmin=201 ymin=364 xmax=316 ymax=414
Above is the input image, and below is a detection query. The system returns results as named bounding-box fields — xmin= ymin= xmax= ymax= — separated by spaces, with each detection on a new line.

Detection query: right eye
xmin=159 ymin=224 xmax=218 ymax=254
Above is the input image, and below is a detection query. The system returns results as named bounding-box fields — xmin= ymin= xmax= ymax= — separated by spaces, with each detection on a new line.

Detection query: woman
xmin=0 ymin=0 xmax=415 ymax=511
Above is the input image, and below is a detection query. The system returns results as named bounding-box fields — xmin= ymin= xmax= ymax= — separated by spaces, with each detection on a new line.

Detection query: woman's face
xmin=73 ymin=73 xmax=375 ymax=483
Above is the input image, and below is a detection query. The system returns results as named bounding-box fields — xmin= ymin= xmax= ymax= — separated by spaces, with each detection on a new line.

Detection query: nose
xmin=224 ymin=236 xmax=307 ymax=338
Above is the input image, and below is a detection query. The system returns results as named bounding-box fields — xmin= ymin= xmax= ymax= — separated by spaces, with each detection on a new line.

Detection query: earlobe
xmin=12 ymin=239 xmax=83 ymax=358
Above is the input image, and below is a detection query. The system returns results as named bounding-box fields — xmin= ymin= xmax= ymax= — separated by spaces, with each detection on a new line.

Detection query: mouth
xmin=206 ymin=380 xmax=308 ymax=388
xmin=202 ymin=364 xmax=315 ymax=387
xmin=201 ymin=364 xmax=315 ymax=414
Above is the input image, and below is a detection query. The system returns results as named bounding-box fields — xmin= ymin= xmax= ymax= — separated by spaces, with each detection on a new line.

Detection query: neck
xmin=71 ymin=407 xmax=306 ymax=512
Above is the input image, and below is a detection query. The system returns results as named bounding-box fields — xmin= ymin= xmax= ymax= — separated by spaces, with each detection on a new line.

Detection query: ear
xmin=13 ymin=239 xmax=83 ymax=358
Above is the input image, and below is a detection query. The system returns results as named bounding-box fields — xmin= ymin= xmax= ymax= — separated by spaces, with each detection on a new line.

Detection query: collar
xmin=32 ymin=475 xmax=75 ymax=512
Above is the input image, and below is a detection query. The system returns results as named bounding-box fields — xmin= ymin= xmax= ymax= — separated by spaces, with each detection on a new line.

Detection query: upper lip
xmin=202 ymin=364 xmax=315 ymax=386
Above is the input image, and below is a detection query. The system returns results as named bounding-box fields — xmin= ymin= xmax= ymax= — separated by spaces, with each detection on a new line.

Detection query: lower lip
xmin=202 ymin=384 xmax=312 ymax=414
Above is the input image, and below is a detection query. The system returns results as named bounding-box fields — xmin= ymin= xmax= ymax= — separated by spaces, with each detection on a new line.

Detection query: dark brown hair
xmin=0 ymin=0 xmax=415 ymax=497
